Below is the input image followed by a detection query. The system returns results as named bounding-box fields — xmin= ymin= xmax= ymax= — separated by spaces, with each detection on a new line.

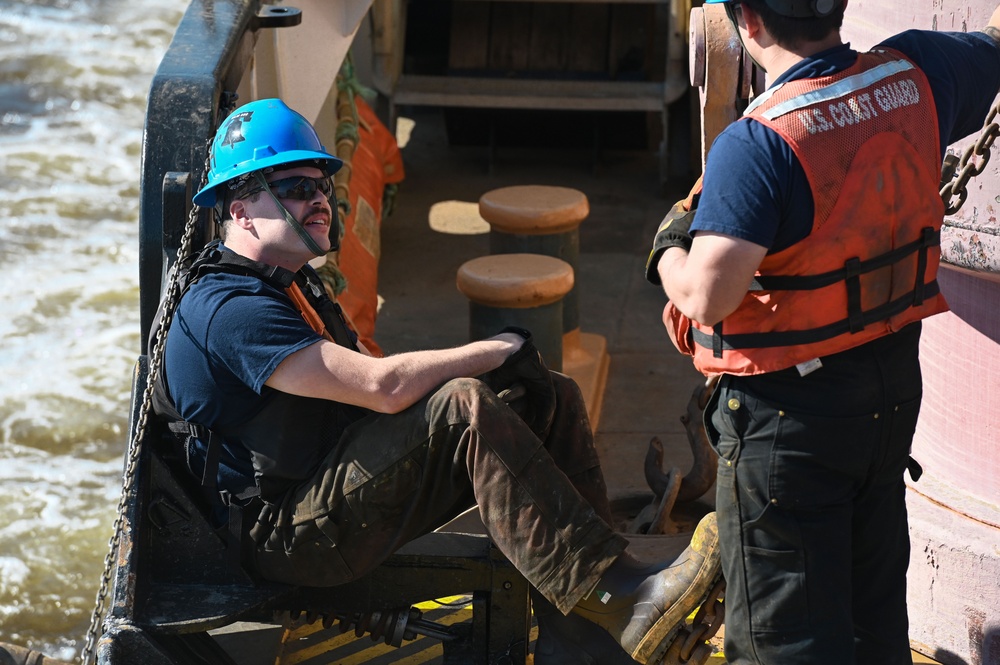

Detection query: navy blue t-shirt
xmin=164 ymin=269 xmax=324 ymax=492
xmin=692 ymin=30 xmax=1000 ymax=253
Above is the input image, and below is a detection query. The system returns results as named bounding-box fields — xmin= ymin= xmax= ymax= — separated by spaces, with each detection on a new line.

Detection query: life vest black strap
xmin=845 ymin=257 xmax=865 ymax=334
xmin=913 ymin=227 xmax=934 ymax=306
xmin=712 ymin=321 xmax=724 ymax=359
xmin=695 ymin=279 xmax=940 ymax=351
xmin=749 ymin=228 xmax=940 ymax=292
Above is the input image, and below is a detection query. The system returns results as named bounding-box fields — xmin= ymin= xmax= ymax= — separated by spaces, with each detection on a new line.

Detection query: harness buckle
xmin=913 ymin=227 xmax=936 ymax=306
xmin=844 ymin=257 xmax=865 ymax=333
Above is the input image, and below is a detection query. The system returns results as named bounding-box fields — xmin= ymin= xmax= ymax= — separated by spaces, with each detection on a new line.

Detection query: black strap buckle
xmin=844 ymin=257 xmax=865 ymax=333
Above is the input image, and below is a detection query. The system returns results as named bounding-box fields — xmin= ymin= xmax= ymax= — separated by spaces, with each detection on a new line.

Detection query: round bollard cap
xmin=457 ymin=254 xmax=574 ymax=308
xmin=479 ymin=186 xmax=589 ymax=235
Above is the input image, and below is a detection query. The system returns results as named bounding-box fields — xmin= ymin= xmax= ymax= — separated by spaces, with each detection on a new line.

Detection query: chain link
xmin=941 ymin=103 xmax=1000 ymax=216
xmin=677 ymin=577 xmax=726 ymax=662
xmin=78 ymin=141 xmax=213 ymax=665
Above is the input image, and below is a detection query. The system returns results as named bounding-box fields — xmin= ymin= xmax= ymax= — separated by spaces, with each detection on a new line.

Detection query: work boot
xmin=533 ymin=596 xmax=638 ymax=665
xmin=571 ymin=512 xmax=721 ymax=665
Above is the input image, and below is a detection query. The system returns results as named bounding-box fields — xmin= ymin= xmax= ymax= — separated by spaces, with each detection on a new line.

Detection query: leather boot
xmin=571 ymin=512 xmax=721 ymax=665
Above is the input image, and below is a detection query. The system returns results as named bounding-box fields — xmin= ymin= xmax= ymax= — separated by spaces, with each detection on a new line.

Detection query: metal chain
xmin=677 ymin=576 xmax=726 ymax=662
xmin=79 ymin=142 xmax=213 ymax=665
xmin=941 ymin=103 xmax=1000 ymax=216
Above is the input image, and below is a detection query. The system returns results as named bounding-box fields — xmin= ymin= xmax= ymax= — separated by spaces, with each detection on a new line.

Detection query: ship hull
xmin=841 ymin=4 xmax=1000 ymax=664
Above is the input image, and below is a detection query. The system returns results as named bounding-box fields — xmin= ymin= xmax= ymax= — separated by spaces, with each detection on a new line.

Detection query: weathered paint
xmin=910 ymin=266 xmax=1000 ymax=665
xmin=905 ymin=483 xmax=1000 ymax=665
xmin=839 ymin=6 xmax=1000 ymax=663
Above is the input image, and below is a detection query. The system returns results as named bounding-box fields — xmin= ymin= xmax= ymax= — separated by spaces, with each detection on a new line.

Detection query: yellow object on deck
xmin=275 ymin=595 xmax=541 ymax=665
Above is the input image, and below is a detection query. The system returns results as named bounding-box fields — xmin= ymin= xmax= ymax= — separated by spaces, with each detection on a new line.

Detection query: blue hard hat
xmin=193 ymin=98 xmax=343 ymax=208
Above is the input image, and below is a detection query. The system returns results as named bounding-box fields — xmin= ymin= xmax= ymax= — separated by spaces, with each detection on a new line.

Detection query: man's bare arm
xmin=265 ymin=333 xmax=524 ymax=414
xmin=657 ymin=232 xmax=768 ymax=326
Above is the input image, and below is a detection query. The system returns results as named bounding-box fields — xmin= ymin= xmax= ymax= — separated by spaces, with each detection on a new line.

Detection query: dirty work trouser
xmin=706 ymin=322 xmax=922 ymax=665
xmin=253 ymin=372 xmax=628 ymax=614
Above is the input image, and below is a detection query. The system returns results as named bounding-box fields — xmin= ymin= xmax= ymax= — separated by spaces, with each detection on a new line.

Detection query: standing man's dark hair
xmin=737 ymin=0 xmax=846 ymax=47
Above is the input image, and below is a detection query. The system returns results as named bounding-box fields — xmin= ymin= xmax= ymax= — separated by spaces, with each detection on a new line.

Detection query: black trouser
xmin=707 ymin=324 xmax=923 ymax=665
xmin=253 ymin=372 xmax=627 ymax=614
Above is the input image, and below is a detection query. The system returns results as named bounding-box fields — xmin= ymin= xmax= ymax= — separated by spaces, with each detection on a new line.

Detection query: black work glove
xmin=645 ymin=176 xmax=703 ymax=286
xmin=478 ymin=327 xmax=557 ymax=440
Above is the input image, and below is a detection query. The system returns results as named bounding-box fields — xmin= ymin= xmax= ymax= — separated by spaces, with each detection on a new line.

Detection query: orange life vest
xmin=665 ymin=49 xmax=948 ymax=376
xmin=336 ymin=97 xmax=405 ymax=356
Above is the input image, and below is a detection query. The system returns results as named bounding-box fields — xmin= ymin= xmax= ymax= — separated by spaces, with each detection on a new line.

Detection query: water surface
xmin=0 ymin=0 xmax=184 ymax=657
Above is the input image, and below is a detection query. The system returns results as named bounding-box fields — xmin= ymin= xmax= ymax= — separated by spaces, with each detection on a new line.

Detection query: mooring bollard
xmin=456 ymin=253 xmax=573 ymax=372
xmin=478 ymin=185 xmax=589 ymax=341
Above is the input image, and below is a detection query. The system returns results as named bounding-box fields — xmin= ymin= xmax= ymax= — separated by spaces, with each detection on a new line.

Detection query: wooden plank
xmin=488 ymin=2 xmax=533 ymax=72
xmin=527 ymin=4 xmax=571 ymax=74
xmin=392 ymin=75 xmax=664 ymax=111
xmin=568 ymin=4 xmax=610 ymax=74
xmin=368 ymin=0 xmax=404 ymax=94
xmin=449 ymin=2 xmax=490 ymax=71
xmin=609 ymin=4 xmax=654 ymax=79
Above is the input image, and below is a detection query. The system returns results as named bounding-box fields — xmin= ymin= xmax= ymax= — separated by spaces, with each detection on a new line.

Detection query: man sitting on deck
xmin=152 ymin=97 xmax=721 ymax=665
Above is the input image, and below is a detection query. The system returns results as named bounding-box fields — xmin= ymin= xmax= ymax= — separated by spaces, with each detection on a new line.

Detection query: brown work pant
xmin=252 ymin=373 xmax=627 ymax=613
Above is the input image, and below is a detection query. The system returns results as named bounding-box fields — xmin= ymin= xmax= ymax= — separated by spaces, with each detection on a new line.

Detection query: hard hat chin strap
xmin=252 ymin=171 xmax=327 ymax=258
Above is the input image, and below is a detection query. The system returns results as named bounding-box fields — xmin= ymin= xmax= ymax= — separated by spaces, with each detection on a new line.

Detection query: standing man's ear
xmin=739 ymin=2 xmax=764 ymax=40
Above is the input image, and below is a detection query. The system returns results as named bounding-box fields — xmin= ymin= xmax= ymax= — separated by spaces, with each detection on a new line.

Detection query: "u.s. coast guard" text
xmin=795 ymin=79 xmax=921 ymax=135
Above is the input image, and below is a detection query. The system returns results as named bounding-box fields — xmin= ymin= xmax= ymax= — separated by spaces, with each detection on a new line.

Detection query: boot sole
xmin=628 ymin=530 xmax=722 ymax=664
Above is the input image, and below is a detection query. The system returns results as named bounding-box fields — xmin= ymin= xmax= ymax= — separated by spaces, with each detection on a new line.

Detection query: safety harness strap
xmin=167 ymin=422 xmax=221 ymax=491
xmin=155 ymin=256 xmax=358 ymax=498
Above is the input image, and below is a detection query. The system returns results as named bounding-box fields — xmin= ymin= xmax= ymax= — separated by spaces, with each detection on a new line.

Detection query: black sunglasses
xmin=242 ymin=175 xmax=335 ymax=201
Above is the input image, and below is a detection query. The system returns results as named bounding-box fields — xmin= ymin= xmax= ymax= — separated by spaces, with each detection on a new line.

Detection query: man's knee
xmin=428 ymin=377 xmax=512 ymax=425
xmin=438 ymin=377 xmax=497 ymax=403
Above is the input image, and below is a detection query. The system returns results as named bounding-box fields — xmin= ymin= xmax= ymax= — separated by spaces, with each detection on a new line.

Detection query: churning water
xmin=0 ymin=0 xmax=184 ymax=657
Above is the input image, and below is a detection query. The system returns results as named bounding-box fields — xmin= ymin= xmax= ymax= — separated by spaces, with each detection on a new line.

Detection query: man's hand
xmin=492 ymin=329 xmax=528 ymax=355
xmin=645 ymin=176 xmax=703 ymax=285
xmin=478 ymin=328 xmax=556 ymax=439
xmin=645 ymin=202 xmax=696 ymax=284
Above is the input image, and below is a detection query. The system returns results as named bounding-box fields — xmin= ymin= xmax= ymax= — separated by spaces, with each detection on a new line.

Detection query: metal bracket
xmin=252 ymin=6 xmax=303 ymax=30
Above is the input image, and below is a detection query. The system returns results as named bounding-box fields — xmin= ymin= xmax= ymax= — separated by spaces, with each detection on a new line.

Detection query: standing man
xmin=646 ymin=2 xmax=1000 ymax=663
xmin=156 ymin=98 xmax=722 ymax=664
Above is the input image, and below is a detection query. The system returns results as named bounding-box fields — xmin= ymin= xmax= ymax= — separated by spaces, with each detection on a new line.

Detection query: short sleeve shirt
xmin=692 ymin=30 xmax=1000 ymax=253
xmin=165 ymin=271 xmax=322 ymax=427
xmin=163 ymin=269 xmax=323 ymax=492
